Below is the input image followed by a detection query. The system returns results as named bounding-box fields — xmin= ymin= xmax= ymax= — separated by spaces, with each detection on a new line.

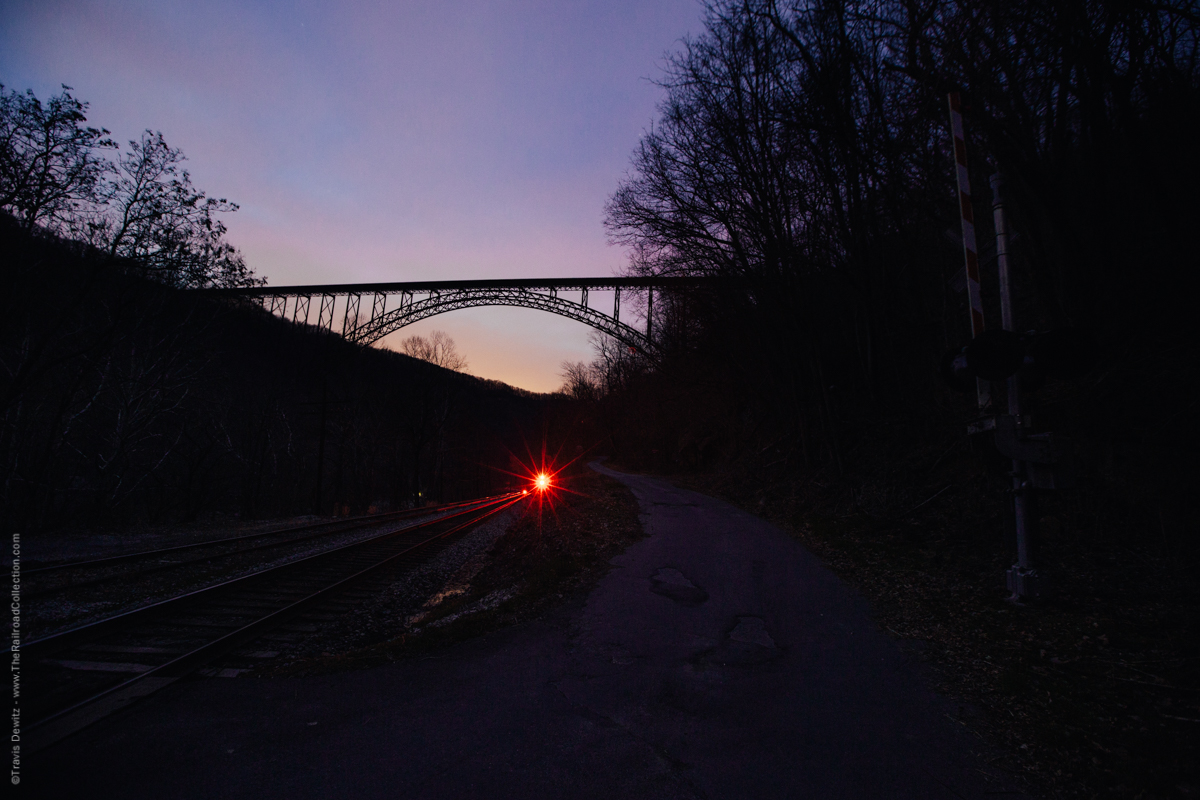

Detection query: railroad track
xmin=23 ymin=492 xmax=526 ymax=753
xmin=25 ymin=494 xmax=509 ymax=599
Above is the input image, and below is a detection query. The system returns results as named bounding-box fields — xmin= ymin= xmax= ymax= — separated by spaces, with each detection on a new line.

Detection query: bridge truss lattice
xmin=206 ymin=277 xmax=706 ymax=356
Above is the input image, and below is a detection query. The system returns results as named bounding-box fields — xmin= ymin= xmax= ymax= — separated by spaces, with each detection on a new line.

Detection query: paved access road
xmin=31 ymin=463 xmax=1027 ymax=799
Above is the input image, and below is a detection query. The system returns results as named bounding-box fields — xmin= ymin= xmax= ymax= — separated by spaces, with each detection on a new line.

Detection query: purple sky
xmin=2 ymin=0 xmax=703 ymax=391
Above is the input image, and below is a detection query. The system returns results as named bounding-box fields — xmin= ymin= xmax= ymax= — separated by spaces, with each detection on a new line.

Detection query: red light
xmin=535 ymin=473 xmax=550 ymax=491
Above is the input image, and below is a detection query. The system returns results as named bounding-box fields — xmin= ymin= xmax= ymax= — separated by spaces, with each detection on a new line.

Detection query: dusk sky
xmin=1 ymin=0 xmax=704 ymax=392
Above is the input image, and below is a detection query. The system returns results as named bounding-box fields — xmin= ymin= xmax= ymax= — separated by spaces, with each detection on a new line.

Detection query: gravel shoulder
xmin=253 ymin=470 xmax=645 ymax=677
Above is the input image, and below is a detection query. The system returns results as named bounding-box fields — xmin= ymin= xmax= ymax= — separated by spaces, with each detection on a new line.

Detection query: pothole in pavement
xmin=649 ymin=567 xmax=709 ymax=606
xmin=701 ymin=616 xmax=780 ymax=666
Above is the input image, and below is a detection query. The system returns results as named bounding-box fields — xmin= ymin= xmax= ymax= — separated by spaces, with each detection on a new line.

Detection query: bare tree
xmin=0 ymin=84 xmax=115 ymax=232
xmin=1 ymin=84 xmax=262 ymax=288
xmin=399 ymin=330 xmax=469 ymax=372
xmin=89 ymin=130 xmax=261 ymax=289
xmin=559 ymin=360 xmax=603 ymax=401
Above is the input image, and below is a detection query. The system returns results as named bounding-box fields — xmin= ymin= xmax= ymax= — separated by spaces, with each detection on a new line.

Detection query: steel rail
xmin=26 ymin=493 xmax=510 ymax=575
xmin=25 ymin=495 xmax=520 ymax=601
xmin=25 ymin=494 xmax=515 ymax=601
xmin=25 ymin=494 xmax=525 ymax=752
xmin=25 ymin=493 xmax=518 ymax=660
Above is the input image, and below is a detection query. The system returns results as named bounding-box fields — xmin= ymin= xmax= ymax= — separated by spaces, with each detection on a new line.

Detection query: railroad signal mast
xmin=989 ymin=172 xmax=1039 ymax=601
xmin=947 ymin=94 xmax=1062 ymax=602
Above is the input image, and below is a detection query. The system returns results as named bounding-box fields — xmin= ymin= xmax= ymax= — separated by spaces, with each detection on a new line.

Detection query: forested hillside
xmin=563 ymin=0 xmax=1198 ymax=564
xmin=0 ymin=214 xmax=547 ymax=532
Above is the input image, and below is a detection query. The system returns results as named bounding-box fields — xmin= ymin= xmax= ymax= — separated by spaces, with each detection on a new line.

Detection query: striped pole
xmin=949 ymin=92 xmax=990 ymax=409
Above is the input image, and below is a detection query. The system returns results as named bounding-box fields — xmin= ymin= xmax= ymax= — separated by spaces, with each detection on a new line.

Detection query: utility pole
xmin=314 ymin=380 xmax=327 ymax=516
xmin=992 ymin=173 xmax=1039 ymax=600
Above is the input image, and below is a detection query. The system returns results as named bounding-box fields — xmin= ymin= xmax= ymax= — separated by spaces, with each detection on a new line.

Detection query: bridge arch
xmin=204 ymin=276 xmax=709 ymax=359
xmin=354 ymin=287 xmax=652 ymax=353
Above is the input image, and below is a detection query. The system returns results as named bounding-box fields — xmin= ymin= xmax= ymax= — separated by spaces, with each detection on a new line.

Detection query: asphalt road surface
xmin=29 ymin=463 xmax=1027 ymax=799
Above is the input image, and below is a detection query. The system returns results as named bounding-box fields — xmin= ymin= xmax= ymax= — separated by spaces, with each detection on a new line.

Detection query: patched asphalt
xmin=29 ymin=462 xmax=1028 ymax=799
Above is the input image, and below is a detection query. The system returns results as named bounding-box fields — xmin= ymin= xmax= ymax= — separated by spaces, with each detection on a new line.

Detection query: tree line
xmin=1 ymin=84 xmax=260 ymax=289
xmin=567 ymin=0 xmax=1198 ymax=551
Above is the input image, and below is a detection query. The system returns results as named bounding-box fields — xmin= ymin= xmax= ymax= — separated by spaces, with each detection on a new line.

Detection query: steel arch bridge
xmin=204 ymin=276 xmax=708 ymax=356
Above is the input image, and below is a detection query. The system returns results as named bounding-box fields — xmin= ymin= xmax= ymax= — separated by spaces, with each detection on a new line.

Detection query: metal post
xmin=314 ymin=381 xmax=327 ymax=515
xmin=293 ymin=295 xmax=311 ymax=324
xmin=647 ymin=288 xmax=654 ymax=342
xmin=992 ymin=173 xmax=1019 ymax=415
xmin=992 ymin=172 xmax=1038 ymax=600
xmin=342 ymin=294 xmax=361 ymax=337
xmin=948 ymin=92 xmax=990 ymax=410
xmin=614 ymin=288 xmax=621 ymax=324
xmin=318 ymin=294 xmax=336 ymax=330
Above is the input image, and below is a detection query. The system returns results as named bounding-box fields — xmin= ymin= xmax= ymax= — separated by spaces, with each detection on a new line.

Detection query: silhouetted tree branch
xmin=0 ymin=84 xmax=115 ymax=233
xmin=399 ymin=330 xmax=469 ymax=372
xmin=88 ymin=130 xmax=262 ymax=289
xmin=1 ymin=86 xmax=262 ymax=289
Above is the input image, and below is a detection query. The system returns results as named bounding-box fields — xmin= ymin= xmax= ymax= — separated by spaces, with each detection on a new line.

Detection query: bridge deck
xmin=203 ymin=276 xmax=709 ymax=297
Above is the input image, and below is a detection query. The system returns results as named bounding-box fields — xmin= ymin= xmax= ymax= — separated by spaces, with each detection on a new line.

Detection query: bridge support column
xmin=318 ymin=294 xmax=336 ymax=330
xmin=343 ymin=294 xmax=362 ymax=336
xmin=293 ymin=295 xmax=311 ymax=324
xmin=647 ymin=288 xmax=653 ymax=342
